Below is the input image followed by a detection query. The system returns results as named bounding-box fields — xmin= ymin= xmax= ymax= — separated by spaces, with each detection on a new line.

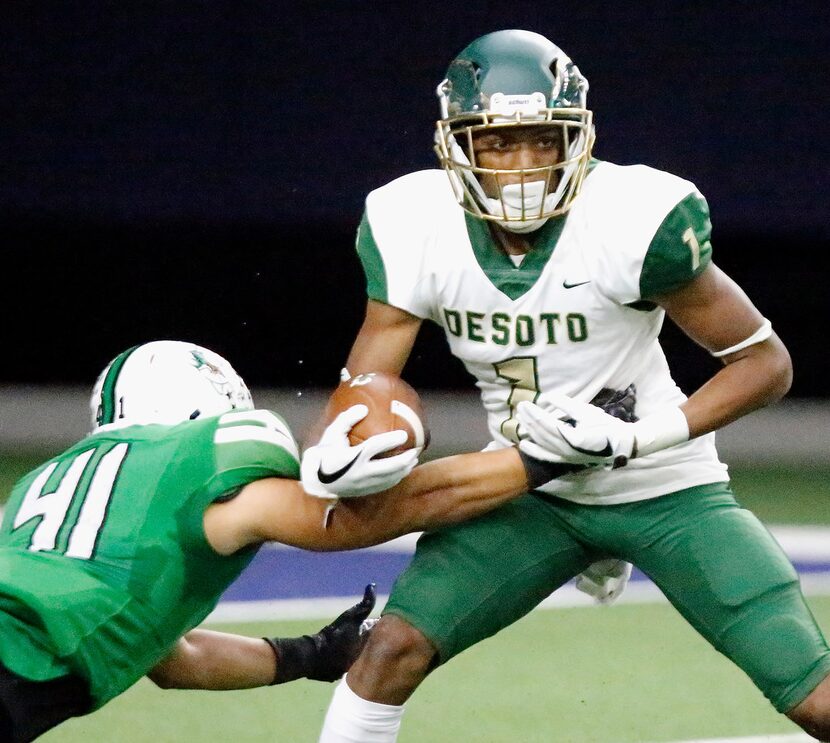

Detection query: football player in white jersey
xmin=316 ymin=29 xmax=830 ymax=742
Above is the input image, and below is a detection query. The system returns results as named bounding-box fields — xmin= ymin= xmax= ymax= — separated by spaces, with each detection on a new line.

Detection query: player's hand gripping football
xmin=517 ymin=388 xmax=688 ymax=469
xmin=301 ymin=405 xmax=420 ymax=498
xmin=266 ymin=583 xmax=377 ymax=683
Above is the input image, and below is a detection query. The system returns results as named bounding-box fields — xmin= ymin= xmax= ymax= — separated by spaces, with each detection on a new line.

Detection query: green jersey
xmin=0 ymin=408 xmax=299 ymax=709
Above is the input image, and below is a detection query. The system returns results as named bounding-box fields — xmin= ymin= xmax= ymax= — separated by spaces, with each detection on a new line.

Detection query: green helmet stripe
xmin=99 ymin=345 xmax=140 ymax=425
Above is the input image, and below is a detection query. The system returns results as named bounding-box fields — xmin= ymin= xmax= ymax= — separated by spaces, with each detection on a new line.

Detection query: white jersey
xmin=357 ymin=162 xmax=729 ymax=505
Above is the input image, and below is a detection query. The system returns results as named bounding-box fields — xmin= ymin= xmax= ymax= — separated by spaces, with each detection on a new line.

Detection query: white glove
xmin=576 ymin=559 xmax=633 ymax=605
xmin=517 ymin=392 xmax=689 ymax=469
xmin=301 ymin=404 xmax=420 ymax=499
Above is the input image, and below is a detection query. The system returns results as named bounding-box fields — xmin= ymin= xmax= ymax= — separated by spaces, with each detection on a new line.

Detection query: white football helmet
xmin=90 ymin=340 xmax=253 ymax=431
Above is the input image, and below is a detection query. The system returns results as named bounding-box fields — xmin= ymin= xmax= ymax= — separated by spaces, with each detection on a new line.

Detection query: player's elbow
xmin=146 ymin=636 xmax=204 ymax=690
xmin=147 ymin=666 xmax=178 ymax=689
xmin=773 ymin=358 xmax=793 ymax=401
xmin=147 ymin=661 xmax=213 ymax=691
xmin=765 ymin=340 xmax=793 ymax=402
xmin=739 ymin=336 xmax=793 ymax=405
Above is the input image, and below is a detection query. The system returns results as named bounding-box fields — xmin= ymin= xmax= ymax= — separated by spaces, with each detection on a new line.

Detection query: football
xmin=325 ymin=372 xmax=429 ymax=457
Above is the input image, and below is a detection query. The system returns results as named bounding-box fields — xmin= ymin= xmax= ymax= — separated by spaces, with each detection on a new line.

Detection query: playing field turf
xmin=38 ymin=597 xmax=830 ymax=742
xmin=3 ymin=452 xmax=829 ymax=741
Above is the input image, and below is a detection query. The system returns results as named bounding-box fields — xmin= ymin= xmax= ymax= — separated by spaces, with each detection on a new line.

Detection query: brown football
xmin=324 ymin=372 xmax=429 ymax=457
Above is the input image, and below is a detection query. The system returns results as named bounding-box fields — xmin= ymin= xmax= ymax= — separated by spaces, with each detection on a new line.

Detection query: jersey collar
xmin=464 ymin=212 xmax=568 ymax=300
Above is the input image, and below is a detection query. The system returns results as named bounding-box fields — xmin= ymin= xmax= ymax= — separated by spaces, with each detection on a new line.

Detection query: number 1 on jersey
xmin=494 ymin=356 xmax=540 ymax=443
xmin=682 ymin=227 xmax=701 ymax=271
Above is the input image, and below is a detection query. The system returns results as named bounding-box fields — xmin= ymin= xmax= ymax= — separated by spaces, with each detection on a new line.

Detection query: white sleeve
xmin=356 ymin=172 xmax=444 ymax=319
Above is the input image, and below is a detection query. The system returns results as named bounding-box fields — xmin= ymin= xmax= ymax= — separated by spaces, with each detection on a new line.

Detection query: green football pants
xmin=384 ymin=482 xmax=830 ymax=712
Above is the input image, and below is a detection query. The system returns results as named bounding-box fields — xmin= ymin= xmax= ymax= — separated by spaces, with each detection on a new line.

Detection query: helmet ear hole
xmin=189 ymin=409 xmax=201 ymax=420
xmin=548 ymin=58 xmax=558 ymax=77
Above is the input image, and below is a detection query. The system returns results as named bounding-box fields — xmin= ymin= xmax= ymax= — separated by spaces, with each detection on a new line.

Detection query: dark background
xmin=2 ymin=2 xmax=827 ymax=396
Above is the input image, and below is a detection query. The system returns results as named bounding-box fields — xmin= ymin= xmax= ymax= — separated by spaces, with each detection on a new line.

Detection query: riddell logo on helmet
xmin=488 ymin=92 xmax=547 ymax=116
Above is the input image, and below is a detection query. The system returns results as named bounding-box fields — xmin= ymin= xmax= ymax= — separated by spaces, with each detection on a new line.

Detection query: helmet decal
xmin=90 ymin=341 xmax=253 ymax=432
xmin=190 ymin=349 xmax=235 ymax=402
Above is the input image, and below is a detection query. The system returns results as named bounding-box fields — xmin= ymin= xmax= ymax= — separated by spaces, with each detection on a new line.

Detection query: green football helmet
xmin=435 ymin=30 xmax=594 ymax=232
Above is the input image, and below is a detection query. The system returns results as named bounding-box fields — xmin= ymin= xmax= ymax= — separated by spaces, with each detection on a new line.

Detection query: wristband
xmin=263 ymin=635 xmax=319 ymax=685
xmin=517 ymin=448 xmax=582 ymax=489
xmin=630 ymin=407 xmax=689 ymax=458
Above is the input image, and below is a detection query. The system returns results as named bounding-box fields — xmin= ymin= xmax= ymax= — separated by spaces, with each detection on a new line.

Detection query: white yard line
xmin=206 ymin=572 xmax=830 ymax=624
xmin=767 ymin=526 xmax=830 ymax=561
xmin=207 ymin=595 xmax=367 ymax=623
xmin=666 ymin=734 xmax=816 ymax=742
xmin=263 ymin=525 xmax=830 ymax=558
xmin=214 ymin=525 xmax=830 ymax=623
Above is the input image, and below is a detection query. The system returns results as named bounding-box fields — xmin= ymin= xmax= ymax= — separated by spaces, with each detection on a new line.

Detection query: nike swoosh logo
xmin=317 ymin=452 xmax=361 ymax=484
xmin=560 ymin=430 xmax=613 ymax=458
xmin=563 ymin=279 xmax=591 ymax=289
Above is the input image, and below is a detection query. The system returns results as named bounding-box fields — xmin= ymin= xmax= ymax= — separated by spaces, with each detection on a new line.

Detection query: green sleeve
xmin=209 ymin=440 xmax=299 ymax=495
xmin=203 ymin=410 xmax=300 ymax=499
xmin=356 ymin=209 xmax=389 ymax=303
xmin=639 ymin=192 xmax=713 ymax=299
xmin=182 ymin=411 xmax=301 ymax=547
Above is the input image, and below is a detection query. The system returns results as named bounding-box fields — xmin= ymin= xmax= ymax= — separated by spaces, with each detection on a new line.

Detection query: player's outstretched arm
xmin=323 ymin=445 xmax=543 ymax=547
xmin=204 ymin=444 xmax=540 ymax=553
xmin=147 ymin=586 xmax=376 ymax=689
xmin=147 ymin=630 xmax=277 ymax=690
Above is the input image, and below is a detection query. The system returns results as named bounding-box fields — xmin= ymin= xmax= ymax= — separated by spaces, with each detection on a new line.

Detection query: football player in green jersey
xmin=0 ymin=340 xmax=551 ymax=742
xmin=317 ymin=30 xmax=830 ymax=742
